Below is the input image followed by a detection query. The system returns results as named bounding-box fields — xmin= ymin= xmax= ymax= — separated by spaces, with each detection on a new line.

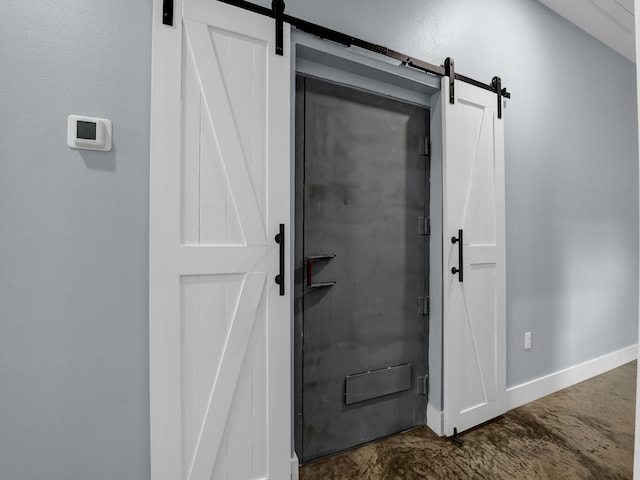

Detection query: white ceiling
xmin=538 ymin=0 xmax=635 ymax=62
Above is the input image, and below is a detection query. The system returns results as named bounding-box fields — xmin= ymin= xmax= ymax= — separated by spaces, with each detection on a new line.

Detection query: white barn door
xmin=149 ymin=1 xmax=291 ymax=479
xmin=442 ymin=79 xmax=506 ymax=437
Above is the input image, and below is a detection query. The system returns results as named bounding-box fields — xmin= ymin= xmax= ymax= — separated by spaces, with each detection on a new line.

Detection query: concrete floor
xmin=300 ymin=361 xmax=636 ymax=479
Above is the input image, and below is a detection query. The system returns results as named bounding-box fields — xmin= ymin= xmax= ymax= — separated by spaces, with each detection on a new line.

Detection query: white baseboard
xmin=426 ymin=402 xmax=444 ymax=437
xmin=507 ymin=344 xmax=637 ymax=411
xmin=291 ymin=453 xmax=299 ymax=480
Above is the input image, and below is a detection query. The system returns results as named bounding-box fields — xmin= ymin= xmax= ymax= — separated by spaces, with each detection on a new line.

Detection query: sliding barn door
xmin=442 ymin=79 xmax=506 ymax=437
xmin=149 ymin=1 xmax=291 ymax=479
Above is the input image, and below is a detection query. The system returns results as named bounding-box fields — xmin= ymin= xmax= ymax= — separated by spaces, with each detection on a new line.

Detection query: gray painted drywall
xmin=271 ymin=0 xmax=639 ymax=406
xmin=0 ymin=2 xmax=151 ymax=479
xmin=1 ymin=0 xmax=637 ymax=477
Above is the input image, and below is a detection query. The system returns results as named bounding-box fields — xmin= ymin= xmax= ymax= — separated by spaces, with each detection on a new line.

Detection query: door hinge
xmin=417 ymin=296 xmax=429 ymax=316
xmin=417 ymin=375 xmax=428 ymax=395
xmin=418 ymin=216 xmax=431 ymax=236
xmin=419 ymin=137 xmax=430 ymax=157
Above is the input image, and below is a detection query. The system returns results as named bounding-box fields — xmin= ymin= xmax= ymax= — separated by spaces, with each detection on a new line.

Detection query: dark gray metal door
xmin=295 ymin=76 xmax=430 ymax=463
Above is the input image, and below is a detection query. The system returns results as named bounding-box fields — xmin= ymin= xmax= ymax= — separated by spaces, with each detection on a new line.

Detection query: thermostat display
xmin=67 ymin=115 xmax=112 ymax=151
xmin=77 ymin=121 xmax=97 ymax=140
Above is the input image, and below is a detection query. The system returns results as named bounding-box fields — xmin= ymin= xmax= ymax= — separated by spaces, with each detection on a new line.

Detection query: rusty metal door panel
xmin=296 ymin=76 xmax=429 ymax=462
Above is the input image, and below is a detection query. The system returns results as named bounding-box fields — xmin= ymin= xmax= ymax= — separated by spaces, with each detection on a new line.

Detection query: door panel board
xmin=442 ymin=79 xmax=506 ymax=437
xmin=149 ymin=1 xmax=291 ymax=479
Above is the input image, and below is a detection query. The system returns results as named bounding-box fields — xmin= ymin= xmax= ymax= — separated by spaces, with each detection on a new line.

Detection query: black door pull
xmin=275 ymin=224 xmax=285 ymax=295
xmin=451 ymin=229 xmax=463 ymax=282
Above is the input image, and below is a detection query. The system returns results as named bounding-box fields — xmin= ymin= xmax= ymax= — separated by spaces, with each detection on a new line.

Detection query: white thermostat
xmin=67 ymin=115 xmax=112 ymax=151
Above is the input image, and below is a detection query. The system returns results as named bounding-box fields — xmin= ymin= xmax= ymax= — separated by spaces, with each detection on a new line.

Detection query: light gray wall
xmin=0 ymin=2 xmax=151 ymax=479
xmin=273 ymin=0 xmax=639 ymax=401
xmin=1 ymin=0 xmax=637 ymax=477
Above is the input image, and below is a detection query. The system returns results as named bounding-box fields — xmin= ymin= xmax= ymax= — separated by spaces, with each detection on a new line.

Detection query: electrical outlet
xmin=524 ymin=332 xmax=532 ymax=350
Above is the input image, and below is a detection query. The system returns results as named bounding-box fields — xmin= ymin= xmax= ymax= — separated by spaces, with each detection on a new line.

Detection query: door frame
xmin=293 ymin=73 xmax=434 ymax=463
xmin=289 ymin=30 xmax=445 ymax=467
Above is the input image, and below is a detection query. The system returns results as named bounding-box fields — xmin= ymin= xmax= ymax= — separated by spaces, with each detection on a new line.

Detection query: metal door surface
xmin=295 ymin=76 xmax=429 ymax=462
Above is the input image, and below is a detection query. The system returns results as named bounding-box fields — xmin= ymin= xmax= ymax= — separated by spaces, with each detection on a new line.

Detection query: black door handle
xmin=274 ymin=224 xmax=285 ymax=296
xmin=451 ymin=229 xmax=463 ymax=282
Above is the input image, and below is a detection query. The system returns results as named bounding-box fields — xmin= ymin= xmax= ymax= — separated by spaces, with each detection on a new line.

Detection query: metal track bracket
xmin=162 ymin=0 xmax=173 ymax=26
xmin=492 ymin=76 xmax=503 ymax=119
xmin=272 ymin=0 xmax=285 ymax=55
xmin=444 ymin=57 xmax=455 ymax=104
